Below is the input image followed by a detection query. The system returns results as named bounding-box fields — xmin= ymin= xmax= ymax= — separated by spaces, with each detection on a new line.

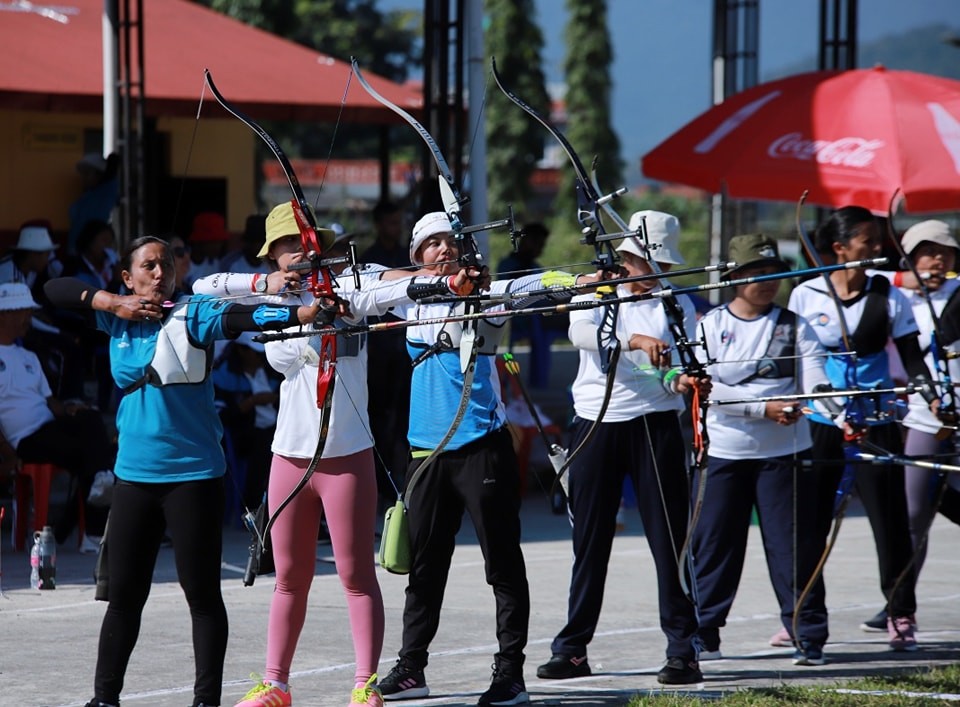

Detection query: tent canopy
xmin=0 ymin=0 xmax=421 ymax=123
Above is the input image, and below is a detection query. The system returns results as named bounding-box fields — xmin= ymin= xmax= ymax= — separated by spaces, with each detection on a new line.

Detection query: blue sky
xmin=383 ymin=0 xmax=959 ymax=184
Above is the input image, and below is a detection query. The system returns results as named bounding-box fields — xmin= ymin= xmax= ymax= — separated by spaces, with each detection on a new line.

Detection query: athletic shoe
xmin=478 ymin=662 xmax=528 ymax=706
xmin=234 ymin=674 xmax=292 ymax=707
xmin=888 ymin=615 xmax=918 ymax=651
xmin=860 ymin=608 xmax=888 ymax=632
xmin=349 ymin=675 xmax=384 ymax=707
xmin=698 ymin=648 xmax=723 ymax=661
xmin=768 ymin=627 xmax=794 ymax=647
xmin=536 ymin=653 xmax=591 ymax=679
xmin=79 ymin=534 xmax=102 ymax=555
xmin=656 ymin=657 xmax=703 ymax=685
xmin=84 ymin=700 xmax=118 ymax=707
xmin=380 ymin=658 xmax=429 ymax=701
xmin=792 ymin=643 xmax=826 ymax=666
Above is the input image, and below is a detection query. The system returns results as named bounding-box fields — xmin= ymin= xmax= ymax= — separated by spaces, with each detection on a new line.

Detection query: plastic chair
xmin=13 ymin=463 xmax=86 ymax=551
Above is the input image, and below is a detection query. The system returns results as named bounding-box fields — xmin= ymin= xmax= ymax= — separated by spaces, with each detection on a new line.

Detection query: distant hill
xmin=767 ymin=22 xmax=960 ymax=80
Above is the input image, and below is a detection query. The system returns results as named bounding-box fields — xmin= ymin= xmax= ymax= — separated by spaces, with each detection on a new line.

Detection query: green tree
xmin=197 ymin=0 xmax=421 ymax=158
xmin=557 ymin=0 xmax=622 ymax=224
xmin=484 ymin=0 xmax=552 ymax=220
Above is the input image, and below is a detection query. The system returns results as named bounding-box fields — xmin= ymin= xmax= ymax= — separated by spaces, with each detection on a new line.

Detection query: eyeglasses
xmin=172 ymin=246 xmax=190 ymax=258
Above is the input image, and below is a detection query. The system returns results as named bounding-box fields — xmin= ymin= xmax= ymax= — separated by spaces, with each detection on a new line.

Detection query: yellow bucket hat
xmin=259 ymin=201 xmax=336 ymax=258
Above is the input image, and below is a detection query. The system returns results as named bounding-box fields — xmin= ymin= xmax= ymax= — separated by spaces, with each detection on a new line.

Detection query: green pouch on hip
xmin=378 ymin=499 xmax=411 ymax=575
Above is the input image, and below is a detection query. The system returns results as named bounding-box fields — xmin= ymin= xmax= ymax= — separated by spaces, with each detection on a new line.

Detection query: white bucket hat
xmin=901 ymin=220 xmax=959 ymax=255
xmin=618 ymin=210 xmax=685 ymax=265
xmin=16 ymin=226 xmax=58 ymax=252
xmin=0 ymin=282 xmax=41 ymax=311
xmin=409 ymin=212 xmax=453 ymax=265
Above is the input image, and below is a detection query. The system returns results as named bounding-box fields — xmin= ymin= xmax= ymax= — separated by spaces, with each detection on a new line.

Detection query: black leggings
xmin=94 ymin=477 xmax=227 ymax=706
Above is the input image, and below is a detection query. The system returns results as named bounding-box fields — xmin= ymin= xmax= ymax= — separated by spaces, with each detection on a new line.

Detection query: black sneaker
xmin=860 ymin=608 xmax=888 ymax=632
xmin=84 ymin=700 xmax=118 ymax=707
xmin=536 ymin=652 xmax=591 ymax=679
xmin=656 ymin=657 xmax=703 ymax=685
xmin=380 ymin=657 xmax=430 ymax=700
xmin=478 ymin=662 xmax=528 ymax=706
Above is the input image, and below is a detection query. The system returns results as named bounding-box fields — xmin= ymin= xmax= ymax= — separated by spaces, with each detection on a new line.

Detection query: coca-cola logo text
xmin=767 ymin=132 xmax=884 ymax=168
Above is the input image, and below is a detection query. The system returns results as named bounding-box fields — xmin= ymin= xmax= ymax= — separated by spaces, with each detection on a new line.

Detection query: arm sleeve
xmin=222 ymin=303 xmax=302 ymax=336
xmin=895 ymin=333 xmax=933 ymax=380
xmin=43 ymin=277 xmax=99 ymax=308
xmin=192 ymin=272 xmax=256 ymax=297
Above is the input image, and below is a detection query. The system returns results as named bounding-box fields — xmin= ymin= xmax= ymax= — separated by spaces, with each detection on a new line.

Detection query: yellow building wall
xmin=0 ymin=109 xmax=256 ymax=242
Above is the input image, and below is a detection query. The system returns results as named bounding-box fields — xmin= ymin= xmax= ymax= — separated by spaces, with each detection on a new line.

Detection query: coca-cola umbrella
xmin=642 ymin=66 xmax=960 ymax=214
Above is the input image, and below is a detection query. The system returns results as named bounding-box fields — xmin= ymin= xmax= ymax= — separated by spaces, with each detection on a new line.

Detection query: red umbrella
xmin=642 ymin=66 xmax=960 ymax=214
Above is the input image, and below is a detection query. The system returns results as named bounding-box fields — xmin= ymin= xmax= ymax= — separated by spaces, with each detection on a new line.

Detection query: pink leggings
xmin=264 ymin=449 xmax=384 ymax=685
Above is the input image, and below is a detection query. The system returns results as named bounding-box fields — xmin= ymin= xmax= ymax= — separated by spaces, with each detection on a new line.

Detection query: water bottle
xmin=29 ymin=535 xmax=40 ymax=589
xmin=36 ymin=526 xmax=56 ymax=590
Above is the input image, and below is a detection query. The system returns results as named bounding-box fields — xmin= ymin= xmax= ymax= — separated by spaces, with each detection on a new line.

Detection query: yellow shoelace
xmin=350 ymin=674 xmax=381 ymax=706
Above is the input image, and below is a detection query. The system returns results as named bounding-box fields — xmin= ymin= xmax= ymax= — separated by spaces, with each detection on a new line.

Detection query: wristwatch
xmin=253 ymin=275 xmax=268 ymax=294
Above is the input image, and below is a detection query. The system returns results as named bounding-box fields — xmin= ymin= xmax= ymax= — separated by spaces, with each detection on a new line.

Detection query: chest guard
xmin=410 ymin=316 xmax=502 ymax=366
xmin=123 ymin=302 xmax=212 ymax=394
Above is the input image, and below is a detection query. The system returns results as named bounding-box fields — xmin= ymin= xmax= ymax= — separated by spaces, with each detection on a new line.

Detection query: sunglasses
xmin=173 ymin=246 xmax=191 ymax=258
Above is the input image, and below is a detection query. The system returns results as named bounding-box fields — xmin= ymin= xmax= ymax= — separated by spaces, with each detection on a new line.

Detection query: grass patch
xmin=627 ymin=665 xmax=960 ymax=706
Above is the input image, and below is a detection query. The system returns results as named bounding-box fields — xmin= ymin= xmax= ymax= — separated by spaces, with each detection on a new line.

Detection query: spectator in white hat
xmin=0 ymin=282 xmax=112 ymax=550
xmin=0 ymin=222 xmax=59 ymax=287
xmin=0 ymin=222 xmax=87 ymax=400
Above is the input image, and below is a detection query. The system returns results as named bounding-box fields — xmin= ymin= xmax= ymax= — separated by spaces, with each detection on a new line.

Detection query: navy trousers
xmin=691 ymin=453 xmax=828 ymax=649
xmin=551 ymin=411 xmax=698 ymax=660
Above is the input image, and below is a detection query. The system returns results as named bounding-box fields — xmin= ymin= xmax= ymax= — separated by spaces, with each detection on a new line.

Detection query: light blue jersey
xmin=97 ymin=295 xmax=230 ymax=482
xmin=406 ymin=344 xmax=502 ymax=451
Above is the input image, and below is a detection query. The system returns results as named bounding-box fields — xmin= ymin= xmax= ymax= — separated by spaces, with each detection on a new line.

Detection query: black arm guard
xmin=407 ymin=278 xmax=450 ymax=302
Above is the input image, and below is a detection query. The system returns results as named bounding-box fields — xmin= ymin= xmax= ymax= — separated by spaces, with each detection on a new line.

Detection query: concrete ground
xmin=1 ymin=494 xmax=958 ymax=707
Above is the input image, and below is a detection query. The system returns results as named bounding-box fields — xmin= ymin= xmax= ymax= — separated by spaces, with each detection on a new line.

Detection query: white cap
xmin=409 ymin=212 xmax=453 ymax=265
xmin=16 ymin=225 xmax=58 ymax=252
xmin=901 ymin=220 xmax=959 ymax=255
xmin=618 ymin=210 xmax=685 ymax=265
xmin=234 ymin=331 xmax=265 ymax=353
xmin=0 ymin=282 xmax=41 ymax=311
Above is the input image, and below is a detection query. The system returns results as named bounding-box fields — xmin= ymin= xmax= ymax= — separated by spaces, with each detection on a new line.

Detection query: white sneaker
xmin=79 ymin=534 xmax=102 ymax=555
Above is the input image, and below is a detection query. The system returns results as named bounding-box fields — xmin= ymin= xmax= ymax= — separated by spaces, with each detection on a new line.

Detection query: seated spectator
xmin=219 ymin=214 xmax=270 ymax=275
xmin=0 ymin=283 xmax=112 ymax=551
xmin=63 ymin=220 xmax=121 ymax=293
xmin=0 ymin=223 xmax=86 ymax=400
xmin=212 ymin=332 xmax=279 ymax=513
xmin=167 ymin=233 xmax=194 ymax=295
xmin=62 ymin=220 xmax=120 ymax=412
xmin=185 ymin=211 xmax=230 ymax=288
xmin=67 ymin=152 xmax=120 ymax=256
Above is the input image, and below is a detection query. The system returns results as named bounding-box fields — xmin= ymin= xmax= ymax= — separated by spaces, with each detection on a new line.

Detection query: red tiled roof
xmin=0 ymin=0 xmax=422 ymax=122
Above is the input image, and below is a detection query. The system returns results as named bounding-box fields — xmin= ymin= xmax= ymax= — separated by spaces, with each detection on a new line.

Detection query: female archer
xmin=194 ymin=201 xmax=477 ymax=707
xmin=787 ymin=205 xmax=938 ymax=654
xmin=44 ymin=235 xmax=330 ymax=707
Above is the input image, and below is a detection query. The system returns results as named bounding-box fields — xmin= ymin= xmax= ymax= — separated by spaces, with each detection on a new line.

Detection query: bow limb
xmin=491 ymin=58 xmax=623 ymax=492
xmin=204 ymin=69 xmax=337 ymax=548
xmin=352 ymin=58 xmax=483 ymax=481
xmin=791 ymin=192 xmax=862 ymax=645
xmin=588 ymin=163 xmax=708 ymax=603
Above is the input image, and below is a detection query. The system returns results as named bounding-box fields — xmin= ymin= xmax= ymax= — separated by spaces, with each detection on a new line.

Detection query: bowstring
xmin=168 ymin=75 xmax=209 ymax=236
xmin=313 ymin=71 xmax=353 ymax=211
